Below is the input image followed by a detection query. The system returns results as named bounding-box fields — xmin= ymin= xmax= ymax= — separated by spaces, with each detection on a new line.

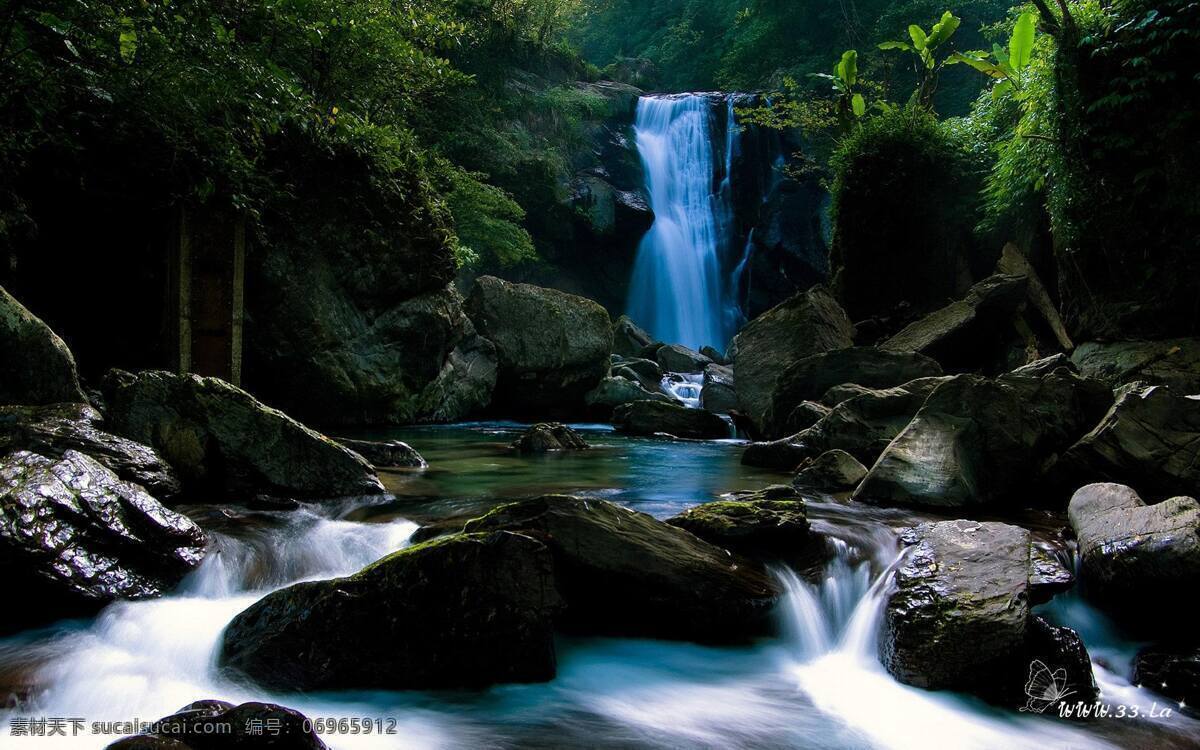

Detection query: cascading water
xmin=626 ymin=95 xmax=738 ymax=351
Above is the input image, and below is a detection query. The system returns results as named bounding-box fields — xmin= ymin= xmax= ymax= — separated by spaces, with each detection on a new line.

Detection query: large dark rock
xmin=612 ymin=315 xmax=656 ymax=358
xmin=334 ymin=437 xmax=426 ymax=468
xmin=881 ymin=520 xmax=1096 ymax=707
xmin=793 ymin=450 xmax=868 ymax=492
xmin=247 ymin=233 xmax=497 ymax=424
xmin=463 ymin=496 xmax=780 ymax=642
xmin=106 ymin=700 xmax=327 ymax=750
xmin=742 ymin=377 xmax=950 ymax=470
xmin=512 ymin=423 xmax=590 ymax=453
xmin=1 ymin=450 xmax=206 ymax=632
xmin=585 ymin=377 xmax=672 ymax=415
xmin=880 ymin=274 xmax=1030 ymax=373
xmin=1056 ymin=384 xmax=1200 ymax=500
xmin=700 ymin=363 xmax=737 ymax=414
xmin=1068 ymin=483 xmax=1200 ymax=624
xmin=220 ymin=531 xmax=563 ymax=691
xmin=1071 ymin=339 xmax=1200 ymax=393
xmin=466 ymin=276 xmax=612 ymax=417
xmin=761 ymin=348 xmax=942 ymax=438
xmin=0 ymin=403 xmax=181 ymax=498
xmin=612 ymin=400 xmax=730 ymax=440
xmin=732 ymin=286 xmax=855 ymax=432
xmin=855 ymin=370 xmax=1112 ymax=509
xmin=666 ymin=488 xmax=813 ymax=562
xmin=102 ymin=370 xmax=384 ymax=500
xmin=656 ymin=344 xmax=712 ymax=374
xmin=1 ymin=284 xmax=87 ymax=406
xmin=1134 ymin=645 xmax=1200 ymax=709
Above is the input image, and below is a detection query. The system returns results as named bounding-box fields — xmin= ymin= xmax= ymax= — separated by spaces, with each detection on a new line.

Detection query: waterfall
xmin=626 ymin=95 xmax=738 ymax=352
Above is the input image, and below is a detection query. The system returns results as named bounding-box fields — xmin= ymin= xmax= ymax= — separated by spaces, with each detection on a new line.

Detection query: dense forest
xmin=3 ymin=1 xmax=1200 ymax=748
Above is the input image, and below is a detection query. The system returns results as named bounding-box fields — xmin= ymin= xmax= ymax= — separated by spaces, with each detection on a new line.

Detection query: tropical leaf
xmin=851 ymin=93 xmax=866 ymax=117
xmin=878 ymin=40 xmax=913 ymax=51
xmin=838 ymin=49 xmax=858 ymax=87
xmin=1010 ymin=12 xmax=1036 ymax=69
xmin=908 ymin=24 xmax=928 ymax=50
xmin=927 ymin=11 xmax=961 ymax=48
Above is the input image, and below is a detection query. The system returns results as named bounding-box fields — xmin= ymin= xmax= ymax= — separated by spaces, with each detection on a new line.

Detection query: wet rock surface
xmin=334 ymin=437 xmax=426 ymax=468
xmin=511 ymin=423 xmax=590 ymax=453
xmin=793 ymin=449 xmax=868 ymax=492
xmin=656 ymin=343 xmax=712 ymax=373
xmin=0 ymin=403 xmax=181 ymax=499
xmin=585 ymin=376 xmax=673 ymax=415
xmin=1 ymin=450 xmax=207 ymax=632
xmin=466 ymin=276 xmax=613 ymax=417
xmin=220 ymin=531 xmax=563 ymax=691
xmin=1134 ymin=645 xmax=1200 ymax=709
xmin=102 ymin=370 xmax=384 ymax=501
xmin=463 ymin=496 xmax=780 ymax=642
xmin=1072 ymin=339 xmax=1200 ymax=394
xmin=1 ymin=284 xmax=88 ymax=406
xmin=1068 ymin=483 xmax=1200 ymax=623
xmin=700 ymin=363 xmax=737 ymax=414
xmin=612 ymin=315 xmax=656 ymax=358
xmin=732 ymin=286 xmax=855 ymax=432
xmin=106 ymin=699 xmax=328 ymax=749
xmin=612 ymin=400 xmax=729 ymax=440
xmin=667 ymin=486 xmax=812 ymax=562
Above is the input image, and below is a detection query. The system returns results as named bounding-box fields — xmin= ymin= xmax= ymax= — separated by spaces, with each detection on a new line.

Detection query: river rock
xmin=880 ymin=274 xmax=1029 ymax=372
xmin=612 ymin=315 xmax=656 ymax=358
xmin=221 ymin=531 xmax=563 ymax=691
xmin=881 ymin=520 xmax=1097 ymax=707
xmin=463 ymin=496 xmax=780 ymax=642
xmin=761 ymin=348 xmax=942 ymax=438
xmin=732 ymin=286 xmax=855 ymax=432
xmin=1067 ymin=483 xmax=1200 ymax=622
xmin=585 ymin=377 xmax=672 ymax=415
xmin=656 ymin=344 xmax=712 ymax=373
xmin=466 ymin=276 xmax=612 ymax=417
xmin=742 ymin=377 xmax=950 ymax=470
xmin=1 ymin=450 xmax=206 ymax=632
xmin=102 ymin=370 xmax=384 ymax=500
xmin=1026 ymin=616 xmax=1100 ymax=711
xmin=512 ymin=423 xmax=590 ymax=453
xmin=700 ymin=345 xmax=728 ymax=365
xmin=613 ymin=355 xmax=663 ymax=386
xmin=819 ymin=383 xmax=876 ymax=407
xmin=855 ymin=370 xmax=1111 ymax=509
xmin=767 ymin=400 xmax=831 ymax=438
xmin=1072 ymin=339 xmax=1200 ymax=393
xmin=106 ymin=700 xmax=327 ymax=750
xmin=0 ymin=403 xmax=181 ymax=498
xmin=612 ymin=400 xmax=729 ymax=440
xmin=1030 ymin=543 xmax=1075 ymax=604
xmin=1 ymin=284 xmax=88 ymax=406
xmin=700 ymin=363 xmax=737 ymax=414
xmin=1056 ymin=384 xmax=1200 ymax=500
xmin=1012 ymin=353 xmax=1077 ymax=378
xmin=334 ymin=438 xmax=426 ymax=468
xmin=1134 ymin=646 xmax=1200 ymax=708
xmin=793 ymin=450 xmax=867 ymax=492
xmin=666 ymin=493 xmax=812 ymax=561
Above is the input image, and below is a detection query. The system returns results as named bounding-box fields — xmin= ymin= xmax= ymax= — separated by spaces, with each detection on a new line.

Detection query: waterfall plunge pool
xmin=3 ymin=423 xmax=1198 ymax=750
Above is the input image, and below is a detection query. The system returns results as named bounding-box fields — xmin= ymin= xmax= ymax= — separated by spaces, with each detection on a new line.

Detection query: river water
xmin=2 ymin=423 xmax=1198 ymax=749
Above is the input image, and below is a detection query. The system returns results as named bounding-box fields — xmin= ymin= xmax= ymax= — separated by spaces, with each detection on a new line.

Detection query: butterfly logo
xmin=1020 ymin=659 xmax=1076 ymax=714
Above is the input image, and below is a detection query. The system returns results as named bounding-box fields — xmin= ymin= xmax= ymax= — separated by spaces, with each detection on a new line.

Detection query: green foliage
xmin=812 ymin=50 xmax=869 ymax=123
xmin=878 ymin=11 xmax=963 ymax=106
xmin=948 ymin=10 xmax=1038 ymax=100
xmin=443 ymin=164 xmax=538 ymax=268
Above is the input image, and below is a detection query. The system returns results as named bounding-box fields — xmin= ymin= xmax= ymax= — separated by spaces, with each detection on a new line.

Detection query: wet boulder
xmin=1029 ymin=543 xmax=1075 ymax=604
xmin=464 ymin=496 xmax=780 ymax=642
xmin=1134 ymin=646 xmax=1200 ymax=709
xmin=102 ymin=370 xmax=384 ymax=501
xmin=220 ymin=531 xmax=563 ymax=691
xmin=1072 ymin=339 xmax=1200 ymax=394
xmin=666 ymin=486 xmax=814 ymax=562
xmin=0 ymin=403 xmax=181 ymax=499
xmin=793 ymin=450 xmax=867 ymax=492
xmin=1056 ymin=384 xmax=1200 ymax=500
xmin=742 ymin=377 xmax=950 ymax=470
xmin=612 ymin=400 xmax=729 ymax=440
xmin=656 ymin=344 xmax=712 ymax=374
xmin=1 ymin=450 xmax=207 ymax=632
xmin=1067 ymin=483 xmax=1200 ymax=623
xmin=732 ymin=286 xmax=855 ymax=432
xmin=881 ymin=520 xmax=1096 ymax=707
xmin=612 ymin=315 xmax=656 ymax=358
xmin=855 ymin=370 xmax=1111 ymax=509
xmin=1 ymin=284 xmax=88 ymax=406
xmin=700 ymin=363 xmax=737 ymax=414
xmin=767 ymin=400 xmax=831 ymax=438
xmin=106 ymin=700 xmax=327 ymax=750
xmin=512 ymin=423 xmax=590 ymax=453
xmin=761 ymin=348 xmax=942 ymax=438
xmin=466 ymin=276 xmax=612 ymax=417
xmin=611 ymin=355 xmax=663 ymax=390
xmin=585 ymin=377 xmax=673 ymax=415
xmin=700 ymin=345 xmax=728 ymax=365
xmin=334 ymin=437 xmax=426 ymax=468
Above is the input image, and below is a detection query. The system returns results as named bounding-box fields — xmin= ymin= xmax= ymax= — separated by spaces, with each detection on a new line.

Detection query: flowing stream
xmin=626 ymin=94 xmax=737 ymax=351
xmin=4 ymin=424 xmax=1198 ymax=749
